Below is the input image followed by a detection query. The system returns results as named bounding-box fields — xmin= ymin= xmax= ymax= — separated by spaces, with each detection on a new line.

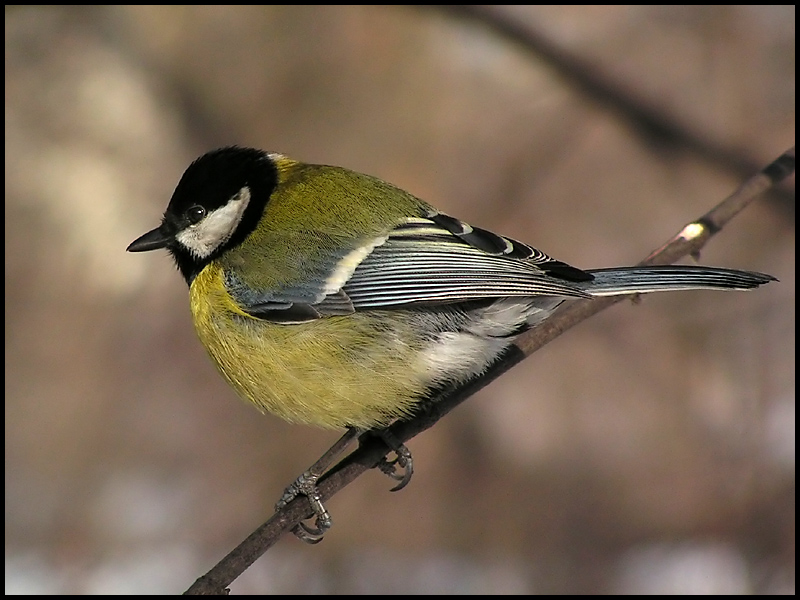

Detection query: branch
xmin=184 ymin=148 xmax=794 ymax=594
xmin=423 ymin=5 xmax=794 ymax=215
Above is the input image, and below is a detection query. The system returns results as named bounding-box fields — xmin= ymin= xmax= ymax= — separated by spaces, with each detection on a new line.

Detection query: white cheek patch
xmin=176 ymin=187 xmax=252 ymax=259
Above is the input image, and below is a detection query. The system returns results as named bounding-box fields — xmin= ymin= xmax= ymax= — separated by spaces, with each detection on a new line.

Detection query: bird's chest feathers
xmin=187 ymin=264 xmax=427 ymax=429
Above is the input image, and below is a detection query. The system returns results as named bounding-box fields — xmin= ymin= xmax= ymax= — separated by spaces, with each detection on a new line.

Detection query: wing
xmin=228 ymin=211 xmax=593 ymax=323
xmin=342 ymin=213 xmax=592 ymax=309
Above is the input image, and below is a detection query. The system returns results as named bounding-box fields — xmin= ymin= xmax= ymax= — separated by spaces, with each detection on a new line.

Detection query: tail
xmin=581 ymin=266 xmax=776 ymax=296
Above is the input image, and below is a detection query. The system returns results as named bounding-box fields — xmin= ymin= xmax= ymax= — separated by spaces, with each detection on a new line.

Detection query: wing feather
xmin=341 ymin=218 xmax=591 ymax=309
xmin=227 ymin=213 xmax=593 ymax=321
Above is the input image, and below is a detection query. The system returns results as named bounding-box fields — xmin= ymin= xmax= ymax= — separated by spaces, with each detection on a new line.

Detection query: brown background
xmin=5 ymin=5 xmax=794 ymax=594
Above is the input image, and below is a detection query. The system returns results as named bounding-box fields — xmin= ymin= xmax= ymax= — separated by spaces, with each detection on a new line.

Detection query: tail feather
xmin=581 ymin=266 xmax=776 ymax=296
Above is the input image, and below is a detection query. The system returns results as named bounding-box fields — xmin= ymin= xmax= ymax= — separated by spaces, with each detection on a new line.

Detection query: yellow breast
xmin=188 ymin=263 xmax=429 ymax=429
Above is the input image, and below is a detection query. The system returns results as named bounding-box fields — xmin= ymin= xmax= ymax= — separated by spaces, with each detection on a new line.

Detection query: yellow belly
xmin=189 ymin=264 xmax=429 ymax=429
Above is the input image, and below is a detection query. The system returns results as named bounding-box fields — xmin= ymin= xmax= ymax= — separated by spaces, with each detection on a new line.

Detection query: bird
xmin=127 ymin=146 xmax=775 ymax=542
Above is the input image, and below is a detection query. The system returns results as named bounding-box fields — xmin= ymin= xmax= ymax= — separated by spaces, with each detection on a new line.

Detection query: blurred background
xmin=5 ymin=5 xmax=794 ymax=594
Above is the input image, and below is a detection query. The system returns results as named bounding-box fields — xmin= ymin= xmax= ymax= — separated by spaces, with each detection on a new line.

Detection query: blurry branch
xmin=424 ymin=5 xmax=795 ymax=216
xmin=184 ymin=148 xmax=794 ymax=595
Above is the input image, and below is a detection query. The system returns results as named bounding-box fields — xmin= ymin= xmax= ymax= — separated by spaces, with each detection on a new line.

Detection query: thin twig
xmin=423 ymin=5 xmax=794 ymax=215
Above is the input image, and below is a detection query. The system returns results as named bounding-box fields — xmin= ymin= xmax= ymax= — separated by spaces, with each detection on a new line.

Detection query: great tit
xmin=128 ymin=146 xmax=775 ymax=541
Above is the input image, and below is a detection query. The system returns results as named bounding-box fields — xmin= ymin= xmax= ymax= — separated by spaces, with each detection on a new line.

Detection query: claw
xmin=277 ymin=470 xmax=334 ymax=543
xmin=371 ymin=430 xmax=414 ymax=492
xmin=376 ymin=456 xmax=406 ymax=481
xmin=382 ymin=451 xmax=414 ymax=492
xmin=275 ymin=427 xmax=415 ymax=543
xmin=291 ymin=521 xmax=326 ymax=544
xmin=274 ymin=428 xmax=360 ymax=544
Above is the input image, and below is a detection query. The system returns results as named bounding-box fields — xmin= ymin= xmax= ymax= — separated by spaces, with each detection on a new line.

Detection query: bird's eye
xmin=186 ymin=205 xmax=206 ymax=224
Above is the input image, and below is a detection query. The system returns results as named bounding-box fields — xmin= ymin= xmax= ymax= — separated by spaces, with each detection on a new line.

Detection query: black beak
xmin=127 ymin=224 xmax=173 ymax=252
